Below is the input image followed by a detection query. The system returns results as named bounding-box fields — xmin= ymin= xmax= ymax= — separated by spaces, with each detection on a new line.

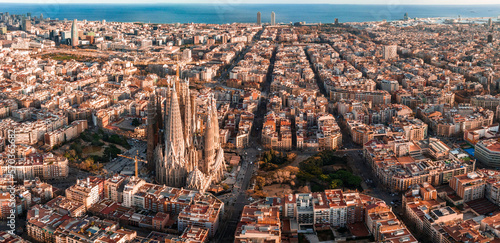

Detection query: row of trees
xmin=80 ymin=130 xmax=131 ymax=150
xmin=259 ymin=149 xmax=297 ymax=171
xmin=62 ymin=130 xmax=129 ymax=172
xmin=298 ymin=150 xmax=362 ymax=192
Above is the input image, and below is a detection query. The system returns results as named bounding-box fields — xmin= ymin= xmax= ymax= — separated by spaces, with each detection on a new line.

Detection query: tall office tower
xmin=193 ymin=35 xmax=200 ymax=44
xmin=383 ymin=45 xmax=398 ymax=60
xmin=40 ymin=13 xmax=43 ymax=20
xmin=271 ymin=11 xmax=276 ymax=25
xmin=21 ymin=18 xmax=31 ymax=32
xmin=257 ymin=11 xmax=261 ymax=25
xmin=488 ymin=34 xmax=493 ymax=43
xmin=182 ymin=49 xmax=192 ymax=61
xmin=335 ymin=18 xmax=339 ymax=25
xmin=488 ymin=18 xmax=493 ymax=28
xmin=71 ymin=19 xmax=78 ymax=47
xmin=404 ymin=12 xmax=409 ymax=21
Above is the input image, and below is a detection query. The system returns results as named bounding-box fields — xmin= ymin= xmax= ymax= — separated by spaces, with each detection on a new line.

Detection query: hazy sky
xmin=2 ymin=0 xmax=500 ymax=4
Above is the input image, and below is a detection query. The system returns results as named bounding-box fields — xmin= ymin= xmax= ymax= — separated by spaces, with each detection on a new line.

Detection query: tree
xmin=255 ymin=176 xmax=266 ymax=190
xmin=80 ymin=157 xmax=95 ymax=171
xmin=319 ymin=174 xmax=330 ymax=182
xmin=253 ymin=190 xmax=267 ymax=198
xmin=329 ymin=179 xmax=343 ymax=189
xmin=297 ymin=171 xmax=315 ymax=182
xmin=286 ymin=152 xmax=297 ymax=163
xmin=346 ymin=175 xmax=362 ymax=187
xmin=103 ymin=145 xmax=121 ymax=162
xmin=70 ymin=143 xmax=82 ymax=155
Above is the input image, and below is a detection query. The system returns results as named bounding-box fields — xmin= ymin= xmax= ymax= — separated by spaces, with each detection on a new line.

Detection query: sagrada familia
xmin=146 ymin=78 xmax=225 ymax=192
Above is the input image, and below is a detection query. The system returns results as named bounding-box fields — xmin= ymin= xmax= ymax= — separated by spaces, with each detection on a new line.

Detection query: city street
xmin=214 ymin=147 xmax=257 ymax=243
xmin=4 ymin=6 xmax=500 ymax=243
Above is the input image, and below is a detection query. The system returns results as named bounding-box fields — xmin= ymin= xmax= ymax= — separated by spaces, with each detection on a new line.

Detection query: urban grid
xmin=0 ymin=9 xmax=500 ymax=243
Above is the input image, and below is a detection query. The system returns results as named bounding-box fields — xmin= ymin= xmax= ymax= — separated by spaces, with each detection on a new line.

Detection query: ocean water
xmin=1 ymin=3 xmax=500 ymax=24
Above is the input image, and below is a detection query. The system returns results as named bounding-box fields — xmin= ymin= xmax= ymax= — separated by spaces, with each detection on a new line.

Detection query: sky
xmin=1 ymin=0 xmax=500 ymax=4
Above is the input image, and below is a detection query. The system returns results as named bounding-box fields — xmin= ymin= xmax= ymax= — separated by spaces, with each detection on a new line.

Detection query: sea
xmin=1 ymin=3 xmax=500 ymax=24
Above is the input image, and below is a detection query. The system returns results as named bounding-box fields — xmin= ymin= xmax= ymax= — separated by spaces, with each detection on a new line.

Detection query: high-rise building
xmin=335 ymin=18 xmax=339 ymax=25
xmin=182 ymin=49 xmax=192 ymax=61
xmin=488 ymin=34 xmax=494 ymax=43
xmin=257 ymin=11 xmax=261 ymax=26
xmin=71 ymin=19 xmax=78 ymax=47
xmin=383 ymin=45 xmax=398 ymax=60
xmin=271 ymin=11 xmax=276 ymax=25
xmin=488 ymin=18 xmax=493 ymax=28
xmin=404 ymin=12 xmax=409 ymax=21
xmin=21 ymin=18 xmax=31 ymax=32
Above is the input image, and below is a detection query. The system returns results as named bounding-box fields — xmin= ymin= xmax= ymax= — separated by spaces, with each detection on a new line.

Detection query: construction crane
xmin=117 ymin=151 xmax=147 ymax=177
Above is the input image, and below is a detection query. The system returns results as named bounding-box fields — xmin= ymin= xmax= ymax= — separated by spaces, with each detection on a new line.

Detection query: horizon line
xmin=2 ymin=2 xmax=500 ymax=5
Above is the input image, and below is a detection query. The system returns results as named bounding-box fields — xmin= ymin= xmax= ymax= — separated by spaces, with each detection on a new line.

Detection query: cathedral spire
xmin=211 ymin=96 xmax=220 ymax=148
xmin=165 ymin=85 xmax=184 ymax=157
xmin=146 ymin=91 xmax=158 ymax=169
xmin=162 ymin=85 xmax=187 ymax=187
xmin=203 ymin=111 xmax=215 ymax=175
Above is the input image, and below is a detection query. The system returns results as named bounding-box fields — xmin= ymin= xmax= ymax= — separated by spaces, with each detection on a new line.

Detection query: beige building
xmin=65 ymin=178 xmax=101 ymax=209
xmin=449 ymin=172 xmax=486 ymax=202
xmin=234 ymin=205 xmax=281 ymax=243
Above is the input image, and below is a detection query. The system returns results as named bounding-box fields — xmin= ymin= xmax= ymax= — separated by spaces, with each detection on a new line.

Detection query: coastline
xmin=0 ymin=3 xmax=499 ymax=24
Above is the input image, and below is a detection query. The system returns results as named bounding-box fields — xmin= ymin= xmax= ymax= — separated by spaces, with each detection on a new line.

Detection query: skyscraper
xmin=21 ymin=18 xmax=31 ymax=32
xmin=488 ymin=18 xmax=493 ymax=28
xmin=404 ymin=13 xmax=409 ymax=21
xmin=271 ymin=12 xmax=276 ymax=25
xmin=71 ymin=19 xmax=78 ymax=47
xmin=183 ymin=49 xmax=192 ymax=61
xmin=257 ymin=11 xmax=261 ymax=26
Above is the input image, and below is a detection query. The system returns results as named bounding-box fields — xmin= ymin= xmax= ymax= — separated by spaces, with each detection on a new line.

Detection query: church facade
xmin=147 ymin=79 xmax=225 ymax=192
